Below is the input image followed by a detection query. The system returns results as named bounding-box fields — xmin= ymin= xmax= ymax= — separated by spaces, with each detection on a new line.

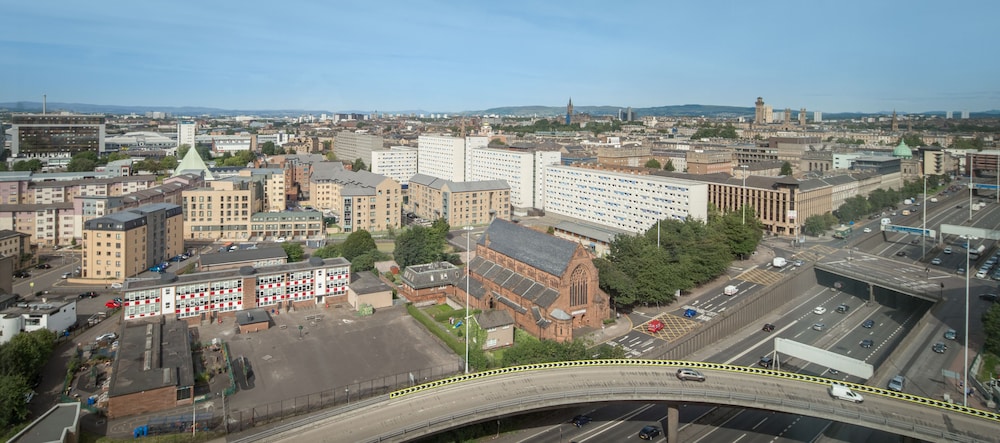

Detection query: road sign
xmin=883 ymin=224 xmax=936 ymax=237
xmin=971 ymin=183 xmax=999 ymax=191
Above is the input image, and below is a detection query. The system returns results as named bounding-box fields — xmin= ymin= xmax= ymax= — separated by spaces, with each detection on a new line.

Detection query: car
xmin=863 ymin=227 xmax=872 ymax=233
xmin=35 ymin=263 xmax=51 ymax=269
xmin=61 ymin=272 xmax=72 ymax=279
xmin=149 ymin=266 xmax=162 ymax=273
xmin=169 ymin=255 xmax=184 ymax=262
xmin=762 ymin=323 xmax=775 ymax=332
xmin=683 ymin=308 xmax=697 ymax=318
xmin=888 ymin=375 xmax=905 ymax=392
xmin=105 ymin=300 xmax=121 ymax=309
xmin=895 ymin=251 xmax=907 ymax=257
xmin=78 ymin=291 xmax=98 ymax=299
xmin=956 ymin=267 xmax=966 ymax=275
xmin=976 ymin=271 xmax=988 ymax=279
xmin=276 ymin=236 xmax=287 ymax=243
xmin=793 ymin=259 xmax=805 ymax=267
xmin=812 ymin=323 xmax=826 ymax=331
xmin=114 ymin=297 xmax=123 ymax=304
xmin=956 ymin=205 xmax=963 ymax=209
xmin=813 ymin=306 xmax=827 ymax=315
xmin=13 ymin=271 xmax=30 ymax=278
xmin=862 ymin=319 xmax=875 ymax=329
xmin=647 ymin=319 xmax=664 ymax=333
xmin=836 ymin=304 xmax=849 ymax=313
xmin=910 ymin=238 xmax=920 ymax=244
xmin=676 ymin=368 xmax=705 ymax=382
xmin=110 ymin=282 xmax=123 ymax=289
xmin=944 ymin=329 xmax=957 ymax=340
xmin=979 ymin=293 xmax=999 ymax=302
xmin=759 ymin=355 xmax=774 ymax=368
xmin=638 ymin=425 xmax=661 ymax=440
xmin=570 ymin=415 xmax=592 ymax=427
xmin=859 ymin=339 xmax=874 ymax=348
xmin=932 ymin=342 xmax=948 ymax=353
xmin=95 ymin=332 xmax=117 ymax=342
xmin=931 ymin=258 xmax=942 ymax=265
xmin=944 ymin=247 xmax=953 ymax=254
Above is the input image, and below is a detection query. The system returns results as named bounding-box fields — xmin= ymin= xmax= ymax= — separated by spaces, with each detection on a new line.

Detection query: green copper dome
xmin=892 ymin=139 xmax=912 ymax=159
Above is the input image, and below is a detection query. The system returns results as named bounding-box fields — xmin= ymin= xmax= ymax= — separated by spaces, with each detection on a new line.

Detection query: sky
xmin=2 ymin=0 xmax=998 ymax=114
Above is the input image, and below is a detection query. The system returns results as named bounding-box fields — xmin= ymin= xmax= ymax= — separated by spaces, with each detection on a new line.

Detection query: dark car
xmin=836 ymin=304 xmax=849 ymax=313
xmin=13 ymin=271 xmax=30 ymax=278
xmin=78 ymin=291 xmax=99 ymax=299
xmin=862 ymin=319 xmax=875 ymax=328
xmin=859 ymin=339 xmax=874 ymax=348
xmin=35 ymin=263 xmax=51 ymax=269
xmin=570 ymin=415 xmax=592 ymax=427
xmin=932 ymin=342 xmax=948 ymax=353
xmin=762 ymin=323 xmax=775 ymax=332
xmin=759 ymin=355 xmax=773 ymax=368
xmin=638 ymin=425 xmax=661 ymax=440
xmin=980 ymin=293 xmax=999 ymax=302
xmin=895 ymin=251 xmax=906 ymax=257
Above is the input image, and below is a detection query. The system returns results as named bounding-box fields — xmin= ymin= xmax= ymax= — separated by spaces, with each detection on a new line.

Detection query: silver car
xmin=888 ymin=375 xmax=905 ymax=392
xmin=676 ymin=368 xmax=706 ymax=382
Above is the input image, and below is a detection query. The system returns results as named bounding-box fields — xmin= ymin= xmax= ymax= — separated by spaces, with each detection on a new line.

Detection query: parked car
xmin=149 ymin=265 xmax=164 ymax=273
xmin=78 ymin=291 xmax=98 ymax=299
xmin=863 ymin=227 xmax=872 ymax=233
xmin=932 ymin=342 xmax=948 ymax=353
xmin=931 ymin=258 xmax=942 ymax=265
xmin=35 ymin=263 xmax=51 ymax=269
xmin=676 ymin=368 xmax=706 ymax=382
xmin=110 ymin=282 xmax=123 ymax=289
xmin=105 ymin=300 xmax=121 ymax=309
xmin=862 ymin=319 xmax=875 ymax=329
xmin=895 ymin=251 xmax=907 ymax=257
xmin=859 ymin=339 xmax=874 ymax=348
xmin=638 ymin=425 xmax=661 ymax=440
xmin=61 ymin=272 xmax=72 ymax=279
xmin=570 ymin=415 xmax=592 ymax=427
xmin=13 ymin=271 xmax=30 ymax=278
xmin=980 ymin=293 xmax=999 ymax=302
xmin=95 ymin=332 xmax=117 ymax=342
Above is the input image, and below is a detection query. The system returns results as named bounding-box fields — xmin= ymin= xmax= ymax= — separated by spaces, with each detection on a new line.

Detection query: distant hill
xmin=0 ymin=101 xmax=332 ymax=117
xmin=467 ymin=104 xmax=755 ymax=118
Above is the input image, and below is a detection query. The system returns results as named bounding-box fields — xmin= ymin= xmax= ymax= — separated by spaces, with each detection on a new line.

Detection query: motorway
xmin=479 ymin=187 xmax=1000 ymax=443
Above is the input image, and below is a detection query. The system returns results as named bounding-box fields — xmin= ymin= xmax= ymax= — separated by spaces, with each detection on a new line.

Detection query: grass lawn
xmin=375 ymin=241 xmax=395 ymax=253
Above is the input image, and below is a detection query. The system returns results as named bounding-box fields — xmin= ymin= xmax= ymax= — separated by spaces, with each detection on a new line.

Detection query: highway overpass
xmin=238 ymin=360 xmax=1000 ymax=443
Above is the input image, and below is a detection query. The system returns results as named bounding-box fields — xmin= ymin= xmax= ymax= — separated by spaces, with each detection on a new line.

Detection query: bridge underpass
xmin=239 ymin=361 xmax=1000 ymax=443
xmin=814 ymin=249 xmax=947 ymax=303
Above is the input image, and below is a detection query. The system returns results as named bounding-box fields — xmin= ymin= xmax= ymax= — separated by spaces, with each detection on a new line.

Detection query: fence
xmin=226 ymin=362 xmax=462 ymax=433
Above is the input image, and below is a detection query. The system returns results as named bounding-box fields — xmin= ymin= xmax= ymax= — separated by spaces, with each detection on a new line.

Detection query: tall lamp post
xmin=740 ymin=165 xmax=749 ymax=225
xmin=464 ymin=226 xmax=474 ymax=374
xmin=922 ymin=175 xmax=927 ymax=258
xmin=964 ymin=235 xmax=977 ymax=407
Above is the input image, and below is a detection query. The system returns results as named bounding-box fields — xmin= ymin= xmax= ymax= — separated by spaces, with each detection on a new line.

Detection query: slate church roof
xmin=478 ymin=219 xmax=578 ymax=277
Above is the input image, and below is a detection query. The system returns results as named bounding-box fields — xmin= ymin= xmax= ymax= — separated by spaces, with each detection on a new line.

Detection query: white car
xmin=813 ymin=306 xmax=827 ymax=315
xmin=276 ymin=236 xmax=287 ymax=243
xmin=863 ymin=227 xmax=872 ymax=233
xmin=931 ymin=258 xmax=942 ymax=265
xmin=944 ymin=247 xmax=953 ymax=254
xmin=95 ymin=332 xmax=117 ymax=342
xmin=110 ymin=282 xmax=123 ymax=289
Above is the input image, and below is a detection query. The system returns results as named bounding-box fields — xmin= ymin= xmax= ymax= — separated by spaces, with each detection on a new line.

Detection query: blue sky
xmin=2 ymin=1 xmax=998 ymax=113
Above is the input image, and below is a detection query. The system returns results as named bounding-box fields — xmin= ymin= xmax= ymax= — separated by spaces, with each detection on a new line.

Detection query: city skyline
xmin=3 ymin=1 xmax=998 ymax=114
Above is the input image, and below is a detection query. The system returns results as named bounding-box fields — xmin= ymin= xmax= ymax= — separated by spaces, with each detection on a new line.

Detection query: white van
xmin=828 ymin=384 xmax=863 ymax=403
xmin=724 ymin=285 xmax=739 ymax=296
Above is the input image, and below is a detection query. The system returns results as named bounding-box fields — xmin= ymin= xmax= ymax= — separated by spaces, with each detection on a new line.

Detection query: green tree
xmin=802 ymin=213 xmax=838 ymax=236
xmin=835 ymin=195 xmax=871 ymax=222
xmin=342 ymin=229 xmax=376 ymax=261
xmin=488 ymin=139 xmax=507 ymax=146
xmin=0 ymin=163 xmax=7 ymax=172
xmin=281 ymin=242 xmax=305 ymax=262
xmin=352 ymin=158 xmax=367 ymax=171
xmin=324 ymin=151 xmax=337 ymax=161
xmin=322 ymin=140 xmax=332 ymax=151
xmin=106 ymin=152 xmax=131 ymax=162
xmin=12 ymin=159 xmax=43 ymax=172
xmin=196 ymin=145 xmax=213 ymax=161
xmin=664 ymin=159 xmax=676 ymax=172
xmin=261 ymin=141 xmax=276 ymax=156
xmin=394 ymin=225 xmax=445 ymax=269
xmin=644 ymin=159 xmax=661 ymax=169
xmin=160 ymin=155 xmax=178 ymax=171
xmin=983 ymin=303 xmax=1000 ymax=355
xmin=177 ymin=144 xmax=191 ymax=159
xmin=0 ymin=374 xmax=30 ymax=428
xmin=901 ymin=134 xmax=925 ymax=147
xmin=780 ymin=161 xmax=793 ymax=176
xmin=66 ymin=157 xmax=97 ymax=172
xmin=312 ymin=243 xmax=342 ymax=258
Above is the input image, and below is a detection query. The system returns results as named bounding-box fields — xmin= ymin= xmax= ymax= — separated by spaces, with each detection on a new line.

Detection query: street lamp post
xmin=964 ymin=235 xmax=976 ymax=407
xmin=464 ymin=226 xmax=474 ymax=374
xmin=740 ymin=165 xmax=749 ymax=225
xmin=922 ymin=176 xmax=927 ymax=258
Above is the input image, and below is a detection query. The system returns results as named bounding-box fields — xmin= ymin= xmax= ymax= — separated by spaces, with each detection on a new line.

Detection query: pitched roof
xmin=480 ymin=219 xmax=578 ymax=277
xmin=476 ymin=310 xmax=515 ymax=329
xmin=173 ymin=147 xmax=215 ymax=180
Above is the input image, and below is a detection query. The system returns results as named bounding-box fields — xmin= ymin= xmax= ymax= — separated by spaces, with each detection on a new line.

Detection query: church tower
xmin=891 ymin=110 xmax=899 ymax=132
xmin=566 ymin=98 xmax=574 ymax=125
xmin=754 ymin=97 xmax=765 ymax=125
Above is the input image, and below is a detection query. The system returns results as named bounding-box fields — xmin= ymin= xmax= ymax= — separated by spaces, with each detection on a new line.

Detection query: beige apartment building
xmin=182 ymin=178 xmax=264 ymax=240
xmin=237 ymin=168 xmax=286 ymax=212
xmin=310 ymin=166 xmax=402 ymax=233
xmin=82 ymin=203 xmax=183 ymax=282
xmin=686 ymin=150 xmax=734 ymax=175
xmin=408 ymin=173 xmax=510 ymax=227
xmin=0 ymin=230 xmax=30 ymax=269
xmin=23 ymin=175 xmax=158 ymax=204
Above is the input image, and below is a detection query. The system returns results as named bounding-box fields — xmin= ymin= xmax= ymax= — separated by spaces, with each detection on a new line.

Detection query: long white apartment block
xmin=371 ymin=146 xmax=418 ymax=186
xmin=417 ymin=135 xmax=465 ymax=182
xmin=544 ymin=165 xmax=708 ymax=233
xmin=467 ymin=148 xmax=560 ymax=209
xmin=177 ymin=121 xmax=196 ymax=148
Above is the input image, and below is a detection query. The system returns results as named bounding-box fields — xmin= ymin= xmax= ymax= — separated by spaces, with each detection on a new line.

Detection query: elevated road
xmin=243 ymin=360 xmax=1000 ymax=443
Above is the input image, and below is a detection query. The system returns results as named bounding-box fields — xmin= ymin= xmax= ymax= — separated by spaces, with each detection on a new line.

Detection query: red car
xmin=105 ymin=300 xmax=122 ymax=309
xmin=647 ymin=319 xmax=664 ymax=333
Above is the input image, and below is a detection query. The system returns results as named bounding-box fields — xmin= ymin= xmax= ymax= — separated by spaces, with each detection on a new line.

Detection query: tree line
xmin=595 ymin=208 xmax=762 ymax=308
xmin=0 ymin=329 xmax=56 ymax=431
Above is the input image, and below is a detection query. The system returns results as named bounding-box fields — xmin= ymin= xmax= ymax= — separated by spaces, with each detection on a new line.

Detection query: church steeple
xmin=566 ymin=98 xmax=574 ymax=125
xmin=891 ymin=110 xmax=899 ymax=132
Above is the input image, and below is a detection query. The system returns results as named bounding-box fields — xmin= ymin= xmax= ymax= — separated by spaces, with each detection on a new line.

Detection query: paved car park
xmin=206 ymin=304 xmax=460 ymax=414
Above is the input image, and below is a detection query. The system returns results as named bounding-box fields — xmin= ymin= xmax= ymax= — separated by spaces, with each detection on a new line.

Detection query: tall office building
xmin=371 ymin=146 xmax=418 ymax=186
xmin=177 ymin=121 xmax=196 ymax=148
xmin=467 ymin=148 xmax=561 ymax=209
xmin=11 ymin=114 xmax=106 ymax=158
xmin=417 ymin=135 xmax=466 ymax=182
xmin=813 ymin=111 xmax=822 ymax=122
xmin=961 ymin=110 xmax=970 ymax=119
xmin=333 ymin=132 xmax=384 ymax=168
xmin=946 ymin=111 xmax=953 ymax=119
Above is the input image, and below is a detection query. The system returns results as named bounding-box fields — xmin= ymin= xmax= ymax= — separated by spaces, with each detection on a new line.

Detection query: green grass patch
xmin=407 ymin=304 xmax=465 ymax=357
xmin=976 ymin=351 xmax=1000 ymax=382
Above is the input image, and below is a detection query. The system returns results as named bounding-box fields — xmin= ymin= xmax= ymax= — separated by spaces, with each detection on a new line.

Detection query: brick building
xmin=106 ymin=318 xmax=194 ymax=418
